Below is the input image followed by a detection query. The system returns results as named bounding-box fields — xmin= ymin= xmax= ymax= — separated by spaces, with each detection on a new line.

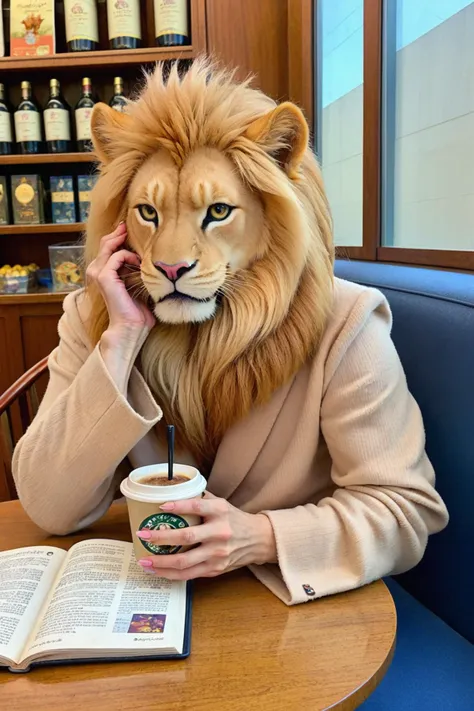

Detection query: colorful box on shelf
xmin=0 ymin=177 xmax=10 ymax=224
xmin=10 ymin=0 xmax=55 ymax=57
xmin=78 ymin=174 xmax=98 ymax=222
xmin=50 ymin=176 xmax=77 ymax=224
xmin=11 ymin=175 xmax=45 ymax=225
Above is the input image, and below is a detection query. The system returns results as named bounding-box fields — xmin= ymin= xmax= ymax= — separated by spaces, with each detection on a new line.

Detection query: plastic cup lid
xmin=120 ymin=463 xmax=207 ymax=503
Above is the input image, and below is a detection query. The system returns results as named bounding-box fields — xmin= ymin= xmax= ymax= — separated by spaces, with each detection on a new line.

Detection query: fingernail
xmin=160 ymin=502 xmax=174 ymax=511
xmin=136 ymin=530 xmax=152 ymax=539
xmin=138 ymin=559 xmax=153 ymax=567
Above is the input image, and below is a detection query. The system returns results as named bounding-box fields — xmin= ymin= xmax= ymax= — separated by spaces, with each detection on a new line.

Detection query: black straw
xmin=167 ymin=425 xmax=175 ymax=481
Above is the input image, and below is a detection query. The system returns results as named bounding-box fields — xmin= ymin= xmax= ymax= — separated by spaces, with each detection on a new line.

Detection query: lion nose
xmin=154 ymin=261 xmax=197 ymax=282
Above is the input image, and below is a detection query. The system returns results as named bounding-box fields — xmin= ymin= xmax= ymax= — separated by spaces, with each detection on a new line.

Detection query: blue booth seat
xmin=334 ymin=261 xmax=474 ymax=710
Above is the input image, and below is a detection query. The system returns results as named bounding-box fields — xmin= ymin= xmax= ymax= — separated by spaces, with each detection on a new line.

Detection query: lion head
xmin=86 ymin=58 xmax=334 ymax=470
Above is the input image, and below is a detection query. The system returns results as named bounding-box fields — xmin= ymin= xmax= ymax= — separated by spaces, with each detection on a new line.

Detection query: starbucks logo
xmin=138 ymin=513 xmax=188 ymax=555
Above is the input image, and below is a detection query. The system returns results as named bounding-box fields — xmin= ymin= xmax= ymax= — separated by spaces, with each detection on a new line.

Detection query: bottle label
xmin=64 ymin=0 xmax=99 ymax=42
xmin=75 ymin=107 xmax=93 ymax=140
xmin=154 ymin=0 xmax=188 ymax=38
xmin=14 ymin=110 xmax=41 ymax=142
xmin=0 ymin=112 xmax=12 ymax=143
xmin=107 ymin=0 xmax=141 ymax=40
xmin=44 ymin=108 xmax=71 ymax=142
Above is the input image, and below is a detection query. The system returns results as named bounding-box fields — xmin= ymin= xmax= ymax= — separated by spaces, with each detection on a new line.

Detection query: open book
xmin=0 ymin=540 xmax=191 ymax=672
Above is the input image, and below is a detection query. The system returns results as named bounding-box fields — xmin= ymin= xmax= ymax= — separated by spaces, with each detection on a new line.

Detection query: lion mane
xmin=85 ymin=58 xmax=334 ymax=472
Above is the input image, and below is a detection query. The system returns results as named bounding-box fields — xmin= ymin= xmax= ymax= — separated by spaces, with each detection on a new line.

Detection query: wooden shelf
xmin=0 ymin=223 xmax=85 ymax=236
xmin=0 ymin=288 xmax=68 ymax=305
xmin=1 ymin=153 xmax=95 ymax=165
xmin=0 ymin=45 xmax=195 ymax=73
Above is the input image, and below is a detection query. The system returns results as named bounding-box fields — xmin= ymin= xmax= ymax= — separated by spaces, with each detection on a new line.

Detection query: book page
xmin=24 ymin=539 xmax=187 ymax=661
xmin=0 ymin=547 xmax=66 ymax=665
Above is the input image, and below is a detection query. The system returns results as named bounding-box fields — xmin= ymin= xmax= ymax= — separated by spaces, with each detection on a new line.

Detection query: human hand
xmin=136 ymin=492 xmax=277 ymax=580
xmin=87 ymin=222 xmax=155 ymax=392
xmin=86 ymin=221 xmax=155 ymax=337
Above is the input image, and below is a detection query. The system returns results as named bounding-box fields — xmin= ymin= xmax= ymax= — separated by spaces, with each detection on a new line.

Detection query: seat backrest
xmin=0 ymin=356 xmax=49 ymax=501
xmin=335 ymin=260 xmax=474 ymax=643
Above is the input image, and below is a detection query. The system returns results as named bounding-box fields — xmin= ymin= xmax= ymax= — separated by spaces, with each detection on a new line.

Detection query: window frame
xmin=306 ymin=0 xmax=474 ymax=272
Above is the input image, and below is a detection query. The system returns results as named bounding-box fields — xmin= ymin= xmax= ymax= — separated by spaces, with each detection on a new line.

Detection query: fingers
xmin=96 ymin=250 xmax=141 ymax=296
xmin=159 ymin=496 xmax=229 ymax=518
xmin=141 ymin=544 xmax=215 ymax=572
xmin=87 ymin=222 xmax=128 ymax=278
xmin=136 ymin=520 xmax=227 ymax=548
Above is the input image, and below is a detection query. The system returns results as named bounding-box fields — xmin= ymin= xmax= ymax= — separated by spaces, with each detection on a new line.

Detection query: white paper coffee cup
xmin=120 ymin=464 xmax=207 ymax=560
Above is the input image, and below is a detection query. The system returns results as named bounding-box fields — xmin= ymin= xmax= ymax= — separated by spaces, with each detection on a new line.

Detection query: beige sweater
xmin=12 ymin=278 xmax=448 ymax=605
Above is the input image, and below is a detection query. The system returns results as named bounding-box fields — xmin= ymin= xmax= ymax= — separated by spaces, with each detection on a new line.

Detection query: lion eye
xmin=137 ymin=204 xmax=158 ymax=225
xmin=202 ymin=203 xmax=234 ymax=228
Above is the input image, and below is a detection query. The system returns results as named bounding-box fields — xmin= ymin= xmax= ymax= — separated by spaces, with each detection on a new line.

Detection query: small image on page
xmin=112 ymin=551 xmax=186 ymax=652
xmin=0 ymin=547 xmax=65 ymax=664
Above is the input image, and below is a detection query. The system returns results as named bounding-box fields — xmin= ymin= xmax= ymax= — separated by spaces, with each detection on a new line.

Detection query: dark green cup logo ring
xmin=138 ymin=513 xmax=189 ymax=555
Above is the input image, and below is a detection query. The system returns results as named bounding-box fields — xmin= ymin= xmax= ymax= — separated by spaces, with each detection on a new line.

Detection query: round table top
xmin=0 ymin=501 xmax=396 ymax=711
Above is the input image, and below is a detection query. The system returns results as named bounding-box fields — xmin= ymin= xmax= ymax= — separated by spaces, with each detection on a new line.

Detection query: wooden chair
xmin=0 ymin=356 xmax=49 ymax=501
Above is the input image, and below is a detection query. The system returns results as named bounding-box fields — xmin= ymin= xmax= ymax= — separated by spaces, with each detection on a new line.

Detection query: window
xmin=314 ymin=0 xmax=474 ymax=269
xmin=318 ymin=0 xmax=364 ymax=247
xmin=383 ymin=0 xmax=474 ymax=251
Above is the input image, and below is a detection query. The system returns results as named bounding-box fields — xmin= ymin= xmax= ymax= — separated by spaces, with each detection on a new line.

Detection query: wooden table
xmin=0 ymin=501 xmax=396 ymax=710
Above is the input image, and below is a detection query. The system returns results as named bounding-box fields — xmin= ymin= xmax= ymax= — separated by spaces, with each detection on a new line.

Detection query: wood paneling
xmin=361 ymin=0 xmax=383 ymax=261
xmin=288 ymin=0 xmax=314 ymax=126
xmin=21 ymin=312 xmax=60 ymax=400
xmin=0 ymin=500 xmax=396 ymax=710
xmin=0 ymin=303 xmax=62 ymax=391
xmin=206 ymin=0 xmax=289 ymax=102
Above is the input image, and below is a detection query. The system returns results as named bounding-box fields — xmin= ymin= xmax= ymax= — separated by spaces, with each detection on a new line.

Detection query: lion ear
xmin=91 ymin=102 xmax=133 ymax=164
xmin=243 ymin=102 xmax=309 ymax=179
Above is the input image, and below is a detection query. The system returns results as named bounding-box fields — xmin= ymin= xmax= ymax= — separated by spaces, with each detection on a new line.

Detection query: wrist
xmin=252 ymin=513 xmax=278 ymax=566
xmin=102 ymin=322 xmax=150 ymax=349
xmin=99 ymin=325 xmax=149 ymax=394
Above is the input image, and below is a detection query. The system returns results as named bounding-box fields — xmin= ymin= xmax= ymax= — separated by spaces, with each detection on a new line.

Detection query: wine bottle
xmin=154 ymin=0 xmax=190 ymax=47
xmin=14 ymin=81 xmax=42 ymax=155
xmin=64 ymin=0 xmax=99 ymax=52
xmin=107 ymin=0 xmax=141 ymax=50
xmin=75 ymin=78 xmax=96 ymax=152
xmin=0 ymin=83 xmax=13 ymax=155
xmin=44 ymin=79 xmax=72 ymax=154
xmin=109 ymin=77 xmax=127 ymax=112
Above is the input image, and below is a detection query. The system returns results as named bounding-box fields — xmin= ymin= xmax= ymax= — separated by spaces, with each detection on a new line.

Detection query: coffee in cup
xmin=120 ymin=464 xmax=207 ymax=560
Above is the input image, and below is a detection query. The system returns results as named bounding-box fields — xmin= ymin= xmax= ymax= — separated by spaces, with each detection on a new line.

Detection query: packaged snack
xmin=0 ymin=263 xmax=38 ymax=294
xmin=48 ymin=242 xmax=85 ymax=291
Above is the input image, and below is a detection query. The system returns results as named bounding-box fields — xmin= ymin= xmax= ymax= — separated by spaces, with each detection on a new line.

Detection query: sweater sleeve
xmin=251 ymin=295 xmax=449 ymax=605
xmin=12 ymin=291 xmax=162 ymax=535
